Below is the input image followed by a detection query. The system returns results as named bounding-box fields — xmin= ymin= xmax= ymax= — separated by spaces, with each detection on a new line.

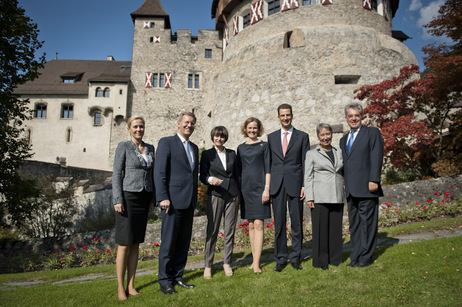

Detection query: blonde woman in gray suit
xmin=304 ymin=123 xmax=345 ymax=270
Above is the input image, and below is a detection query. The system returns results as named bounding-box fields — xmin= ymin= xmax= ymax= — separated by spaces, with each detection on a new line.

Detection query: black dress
xmin=237 ymin=141 xmax=271 ymax=219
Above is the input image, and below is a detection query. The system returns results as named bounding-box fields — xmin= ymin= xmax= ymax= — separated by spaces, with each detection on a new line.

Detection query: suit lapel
xmin=316 ymin=147 xmax=335 ymax=170
xmin=286 ymin=128 xmax=298 ymax=155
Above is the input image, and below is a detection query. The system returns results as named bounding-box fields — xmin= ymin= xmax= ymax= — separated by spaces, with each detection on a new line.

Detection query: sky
xmin=17 ymin=0 xmax=449 ymax=70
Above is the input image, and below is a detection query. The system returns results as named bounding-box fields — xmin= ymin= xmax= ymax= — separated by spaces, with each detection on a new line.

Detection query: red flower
xmin=93 ymin=238 xmax=100 ymax=241
xmin=438 ymin=201 xmax=444 ymax=204
xmin=51 ymin=250 xmax=56 ymax=254
xmin=106 ymin=249 xmax=111 ymax=254
xmin=71 ymin=247 xmax=76 ymax=251
xmin=96 ymin=251 xmax=100 ymax=254
xmin=243 ymin=222 xmax=249 ymax=226
xmin=426 ymin=199 xmax=431 ymax=203
xmin=434 ymin=191 xmax=439 ymax=195
xmin=450 ymin=186 xmax=454 ymax=189
xmin=385 ymin=202 xmax=392 ymax=207
xmin=60 ymin=258 xmax=63 ymax=261
xmin=272 ymin=221 xmax=274 ymax=224
xmin=394 ymin=210 xmax=398 ymax=213
xmin=415 ymin=202 xmax=420 ymax=205
xmin=154 ymin=242 xmax=159 ymax=247
xmin=267 ymin=223 xmax=272 ymax=228
xmin=445 ymin=198 xmax=449 ymax=202
xmin=444 ymin=192 xmax=449 ymax=196
xmin=82 ymin=246 xmax=88 ymax=250
xmin=385 ymin=209 xmax=389 ymax=212
xmin=423 ymin=206 xmax=427 ymax=210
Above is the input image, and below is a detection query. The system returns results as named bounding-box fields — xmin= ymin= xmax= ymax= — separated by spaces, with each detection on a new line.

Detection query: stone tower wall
xmin=208 ymin=0 xmax=417 ymax=149
xmin=122 ymin=17 xmax=222 ymax=151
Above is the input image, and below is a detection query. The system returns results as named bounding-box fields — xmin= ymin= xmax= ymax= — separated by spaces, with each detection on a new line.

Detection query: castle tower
xmin=124 ymin=0 xmax=222 ymax=149
xmin=209 ymin=0 xmax=417 ymax=147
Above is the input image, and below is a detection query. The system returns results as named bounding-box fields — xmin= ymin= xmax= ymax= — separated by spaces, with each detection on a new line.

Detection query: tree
xmin=0 ymin=0 xmax=45 ymax=225
xmin=422 ymin=0 xmax=462 ymax=176
xmin=355 ymin=65 xmax=436 ymax=178
xmin=20 ymin=176 xmax=78 ymax=238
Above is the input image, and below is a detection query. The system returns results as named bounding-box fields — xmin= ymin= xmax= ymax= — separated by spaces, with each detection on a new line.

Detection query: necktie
xmin=347 ymin=130 xmax=356 ymax=155
xmin=282 ymin=131 xmax=288 ymax=157
xmin=184 ymin=141 xmax=194 ymax=170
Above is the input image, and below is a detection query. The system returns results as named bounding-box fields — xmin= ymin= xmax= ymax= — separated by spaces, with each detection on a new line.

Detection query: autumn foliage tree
xmin=422 ymin=0 xmax=462 ymax=176
xmin=355 ymin=65 xmax=436 ymax=178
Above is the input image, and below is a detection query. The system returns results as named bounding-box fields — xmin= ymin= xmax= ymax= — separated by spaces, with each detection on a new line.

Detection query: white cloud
xmin=409 ymin=0 xmax=423 ymax=11
xmin=417 ymin=0 xmax=444 ymax=27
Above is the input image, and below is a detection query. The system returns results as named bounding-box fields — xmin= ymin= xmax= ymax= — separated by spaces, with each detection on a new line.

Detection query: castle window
xmin=150 ymin=22 xmax=155 ymax=28
xmin=93 ymin=111 xmax=102 ymax=126
xmin=63 ymin=77 xmax=75 ymax=84
xmin=160 ymin=73 xmax=165 ymax=87
xmin=119 ymin=89 xmax=123 ymax=95
xmin=188 ymin=74 xmax=200 ymax=89
xmin=65 ymin=127 xmax=72 ymax=143
xmin=150 ymin=37 xmax=154 ymax=42
xmin=103 ymin=87 xmax=110 ymax=98
xmin=61 ymin=104 xmax=74 ymax=119
xmin=268 ymin=0 xmax=280 ymax=15
xmin=335 ymin=75 xmax=361 ymax=85
xmin=26 ymin=128 xmax=32 ymax=145
xmin=205 ymin=49 xmax=212 ymax=58
xmin=96 ymin=87 xmax=103 ymax=97
xmin=34 ymin=103 xmax=47 ymax=119
xmin=243 ymin=12 xmax=251 ymax=28
xmin=303 ymin=0 xmax=318 ymax=5
xmin=153 ymin=73 xmax=159 ymax=87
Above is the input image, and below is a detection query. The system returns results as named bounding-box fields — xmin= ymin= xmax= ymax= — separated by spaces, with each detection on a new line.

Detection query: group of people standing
xmin=112 ymin=103 xmax=383 ymax=299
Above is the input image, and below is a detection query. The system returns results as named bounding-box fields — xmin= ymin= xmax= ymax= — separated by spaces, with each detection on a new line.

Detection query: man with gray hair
xmin=340 ymin=103 xmax=384 ymax=268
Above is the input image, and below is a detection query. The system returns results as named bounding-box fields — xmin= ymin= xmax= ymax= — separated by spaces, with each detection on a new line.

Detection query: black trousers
xmin=158 ymin=203 xmax=194 ymax=286
xmin=272 ymin=184 xmax=303 ymax=265
xmin=311 ymin=203 xmax=344 ymax=268
xmin=347 ymin=196 xmax=379 ymax=264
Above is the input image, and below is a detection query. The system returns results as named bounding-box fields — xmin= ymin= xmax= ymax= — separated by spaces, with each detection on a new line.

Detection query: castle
xmin=17 ymin=0 xmax=416 ymax=171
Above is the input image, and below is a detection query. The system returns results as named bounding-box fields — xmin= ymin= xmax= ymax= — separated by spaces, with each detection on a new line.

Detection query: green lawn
xmin=1 ymin=218 xmax=461 ymax=306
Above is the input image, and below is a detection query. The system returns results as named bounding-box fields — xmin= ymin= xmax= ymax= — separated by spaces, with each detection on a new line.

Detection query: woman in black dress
xmin=237 ymin=117 xmax=271 ymax=274
xmin=112 ymin=116 xmax=155 ymax=300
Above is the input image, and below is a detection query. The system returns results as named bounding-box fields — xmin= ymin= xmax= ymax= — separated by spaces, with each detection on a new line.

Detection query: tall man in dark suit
xmin=155 ymin=112 xmax=199 ymax=294
xmin=268 ymin=104 xmax=310 ymax=272
xmin=339 ymin=103 xmax=384 ymax=268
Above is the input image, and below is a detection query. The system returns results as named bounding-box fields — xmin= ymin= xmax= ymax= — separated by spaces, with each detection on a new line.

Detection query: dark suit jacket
xmin=199 ymin=148 xmax=240 ymax=198
xmin=268 ymin=128 xmax=310 ymax=197
xmin=154 ymin=135 xmax=199 ymax=210
xmin=339 ymin=126 xmax=384 ymax=198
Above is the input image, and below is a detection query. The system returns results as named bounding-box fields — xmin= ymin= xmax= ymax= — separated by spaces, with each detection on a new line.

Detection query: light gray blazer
xmin=112 ymin=140 xmax=155 ymax=205
xmin=304 ymin=145 xmax=345 ymax=204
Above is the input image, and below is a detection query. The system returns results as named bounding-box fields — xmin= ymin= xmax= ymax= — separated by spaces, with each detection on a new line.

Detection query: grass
xmin=1 ymin=218 xmax=461 ymax=306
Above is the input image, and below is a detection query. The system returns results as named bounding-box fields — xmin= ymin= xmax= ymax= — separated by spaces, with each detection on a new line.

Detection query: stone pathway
xmin=2 ymin=228 xmax=461 ymax=289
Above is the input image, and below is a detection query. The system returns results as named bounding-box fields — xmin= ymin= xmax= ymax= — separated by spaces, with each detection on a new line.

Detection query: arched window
xmin=95 ymin=87 xmax=103 ymax=97
xmin=103 ymin=87 xmax=110 ymax=98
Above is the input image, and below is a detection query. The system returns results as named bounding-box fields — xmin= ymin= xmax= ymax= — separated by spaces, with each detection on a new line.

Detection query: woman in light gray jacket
xmin=304 ymin=123 xmax=345 ymax=270
xmin=112 ymin=116 xmax=155 ymax=300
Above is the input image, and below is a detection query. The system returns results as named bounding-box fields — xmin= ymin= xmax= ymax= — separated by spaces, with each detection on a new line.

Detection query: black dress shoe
xmin=357 ymin=261 xmax=372 ymax=268
xmin=291 ymin=262 xmax=303 ymax=271
xmin=160 ymin=284 xmax=177 ymax=295
xmin=346 ymin=261 xmax=357 ymax=267
xmin=274 ymin=263 xmax=287 ymax=272
xmin=174 ymin=280 xmax=195 ymax=289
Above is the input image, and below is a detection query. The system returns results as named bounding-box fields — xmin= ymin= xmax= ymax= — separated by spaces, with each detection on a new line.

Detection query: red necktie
xmin=282 ymin=132 xmax=288 ymax=157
